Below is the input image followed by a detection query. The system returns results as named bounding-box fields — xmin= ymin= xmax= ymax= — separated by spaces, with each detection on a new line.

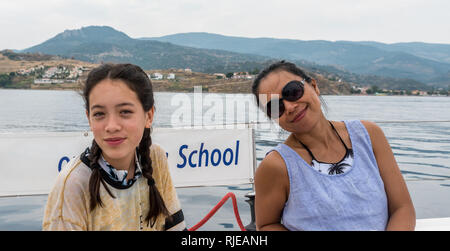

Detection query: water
xmin=1 ymin=89 xmax=449 ymax=230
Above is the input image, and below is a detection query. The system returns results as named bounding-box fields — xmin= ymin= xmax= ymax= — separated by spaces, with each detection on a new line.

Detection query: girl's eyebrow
xmin=116 ymin=102 xmax=135 ymax=108
xmin=91 ymin=102 xmax=135 ymax=110
xmin=90 ymin=104 xmax=104 ymax=110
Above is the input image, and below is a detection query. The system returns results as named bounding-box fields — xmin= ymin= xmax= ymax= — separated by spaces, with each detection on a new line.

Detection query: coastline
xmin=1 ymin=87 xmax=448 ymax=97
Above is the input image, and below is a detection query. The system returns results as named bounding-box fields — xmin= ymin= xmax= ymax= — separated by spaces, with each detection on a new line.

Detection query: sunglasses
xmin=264 ymin=80 xmax=305 ymax=119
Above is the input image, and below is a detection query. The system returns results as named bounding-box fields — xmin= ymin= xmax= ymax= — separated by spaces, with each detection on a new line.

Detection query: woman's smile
xmin=290 ymin=106 xmax=308 ymax=123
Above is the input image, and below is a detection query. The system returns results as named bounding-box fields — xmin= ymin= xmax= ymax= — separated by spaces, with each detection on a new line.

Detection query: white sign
xmin=0 ymin=127 xmax=255 ymax=197
xmin=153 ymin=127 xmax=255 ymax=187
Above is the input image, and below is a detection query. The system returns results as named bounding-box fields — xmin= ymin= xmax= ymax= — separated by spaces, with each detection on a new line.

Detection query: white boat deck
xmin=415 ymin=217 xmax=450 ymax=231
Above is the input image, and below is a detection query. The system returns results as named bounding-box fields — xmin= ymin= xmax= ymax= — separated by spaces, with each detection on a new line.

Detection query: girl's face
xmin=258 ymin=70 xmax=323 ymax=133
xmin=87 ymin=79 xmax=154 ymax=166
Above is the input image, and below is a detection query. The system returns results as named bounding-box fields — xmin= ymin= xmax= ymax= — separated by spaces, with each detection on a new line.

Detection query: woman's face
xmin=87 ymin=78 xmax=154 ymax=165
xmin=258 ymin=70 xmax=323 ymax=133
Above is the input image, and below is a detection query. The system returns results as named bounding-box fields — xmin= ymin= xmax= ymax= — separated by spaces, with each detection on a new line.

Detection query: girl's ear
xmin=86 ymin=110 xmax=92 ymax=127
xmin=145 ymin=106 xmax=155 ymax=128
xmin=310 ymin=78 xmax=320 ymax=96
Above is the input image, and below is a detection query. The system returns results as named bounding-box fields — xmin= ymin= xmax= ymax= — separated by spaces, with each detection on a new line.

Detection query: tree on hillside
xmin=366 ymin=85 xmax=381 ymax=94
xmin=250 ymin=68 xmax=260 ymax=75
xmin=0 ymin=73 xmax=12 ymax=87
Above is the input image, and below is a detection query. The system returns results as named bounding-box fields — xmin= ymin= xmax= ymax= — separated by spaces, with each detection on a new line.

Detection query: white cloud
xmin=0 ymin=0 xmax=449 ymax=50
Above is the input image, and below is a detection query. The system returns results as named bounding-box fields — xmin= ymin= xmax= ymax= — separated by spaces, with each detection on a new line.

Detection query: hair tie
xmin=91 ymin=162 xmax=101 ymax=170
xmin=147 ymin=177 xmax=155 ymax=186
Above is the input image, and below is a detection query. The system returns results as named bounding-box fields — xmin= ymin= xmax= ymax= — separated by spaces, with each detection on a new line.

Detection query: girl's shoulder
xmin=149 ymin=143 xmax=171 ymax=182
xmin=43 ymin=156 xmax=92 ymax=230
xmin=149 ymin=143 xmax=169 ymax=171
xmin=149 ymin=143 xmax=167 ymax=161
xmin=54 ymin=156 xmax=92 ymax=194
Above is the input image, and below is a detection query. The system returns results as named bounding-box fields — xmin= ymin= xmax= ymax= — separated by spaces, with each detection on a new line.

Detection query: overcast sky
xmin=1 ymin=0 xmax=449 ymax=50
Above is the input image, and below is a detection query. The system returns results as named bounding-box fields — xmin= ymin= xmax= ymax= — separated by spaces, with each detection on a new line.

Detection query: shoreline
xmin=0 ymin=87 xmax=448 ymax=97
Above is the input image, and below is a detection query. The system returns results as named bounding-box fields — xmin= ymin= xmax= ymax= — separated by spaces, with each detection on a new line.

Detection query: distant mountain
xmin=145 ymin=33 xmax=450 ymax=86
xmin=358 ymin=41 xmax=450 ymax=64
xmin=21 ymin=26 xmax=445 ymax=91
xmin=23 ymin=26 xmax=270 ymax=73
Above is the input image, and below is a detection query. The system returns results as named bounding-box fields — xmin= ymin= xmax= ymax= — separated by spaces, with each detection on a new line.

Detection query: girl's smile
xmin=87 ymin=78 xmax=153 ymax=170
xmin=104 ymin=137 xmax=127 ymax=146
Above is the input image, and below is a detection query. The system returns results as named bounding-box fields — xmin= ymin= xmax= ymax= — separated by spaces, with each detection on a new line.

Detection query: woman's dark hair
xmin=252 ymin=60 xmax=328 ymax=115
xmin=82 ymin=63 xmax=169 ymax=226
xmin=252 ymin=60 xmax=312 ymax=106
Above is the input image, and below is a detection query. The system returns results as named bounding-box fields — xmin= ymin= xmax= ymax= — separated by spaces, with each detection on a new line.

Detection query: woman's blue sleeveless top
xmin=271 ymin=120 xmax=388 ymax=230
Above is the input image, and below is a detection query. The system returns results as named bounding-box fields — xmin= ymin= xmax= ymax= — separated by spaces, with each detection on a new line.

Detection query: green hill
xmin=146 ymin=32 xmax=450 ymax=86
xmin=20 ymin=26 xmax=445 ymax=91
xmin=23 ymin=26 xmax=270 ymax=74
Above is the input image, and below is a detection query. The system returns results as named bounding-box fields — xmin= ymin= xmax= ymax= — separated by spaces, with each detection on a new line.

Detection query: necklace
xmin=294 ymin=121 xmax=353 ymax=175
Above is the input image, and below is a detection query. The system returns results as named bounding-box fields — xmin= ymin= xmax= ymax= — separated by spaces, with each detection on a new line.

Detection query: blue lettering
xmin=211 ymin=149 xmax=222 ymax=166
xmin=198 ymin=143 xmax=208 ymax=167
xmin=235 ymin=140 xmax=240 ymax=165
xmin=176 ymin=141 xmax=240 ymax=169
xmin=223 ymin=148 xmax=233 ymax=166
xmin=188 ymin=150 xmax=198 ymax=168
xmin=58 ymin=156 xmax=70 ymax=172
xmin=177 ymin=145 xmax=188 ymax=168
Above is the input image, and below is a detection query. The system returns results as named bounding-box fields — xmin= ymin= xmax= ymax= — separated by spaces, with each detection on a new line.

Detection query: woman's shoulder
xmin=255 ymin=146 xmax=290 ymax=199
xmin=342 ymin=119 xmax=381 ymax=133
xmin=341 ymin=120 xmax=383 ymax=140
xmin=343 ymin=120 xmax=388 ymax=154
xmin=355 ymin=120 xmax=385 ymax=141
xmin=359 ymin=120 xmax=382 ymax=133
xmin=263 ymin=147 xmax=286 ymax=166
xmin=360 ymin=120 xmax=388 ymax=148
xmin=256 ymin=146 xmax=288 ymax=181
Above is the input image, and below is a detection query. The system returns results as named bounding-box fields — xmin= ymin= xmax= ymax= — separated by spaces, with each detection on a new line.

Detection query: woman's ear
xmin=310 ymin=78 xmax=320 ymax=96
xmin=145 ymin=106 xmax=155 ymax=128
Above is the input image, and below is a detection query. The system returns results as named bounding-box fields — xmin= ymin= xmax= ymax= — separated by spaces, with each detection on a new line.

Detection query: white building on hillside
xmin=167 ymin=73 xmax=175 ymax=80
xmin=152 ymin=73 xmax=163 ymax=80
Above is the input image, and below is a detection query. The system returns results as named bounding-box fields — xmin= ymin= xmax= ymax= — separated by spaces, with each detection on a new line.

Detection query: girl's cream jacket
xmin=42 ymin=144 xmax=185 ymax=231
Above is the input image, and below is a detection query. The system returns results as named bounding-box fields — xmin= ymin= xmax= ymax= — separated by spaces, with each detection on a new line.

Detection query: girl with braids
xmin=43 ymin=63 xmax=186 ymax=231
xmin=253 ymin=61 xmax=415 ymax=231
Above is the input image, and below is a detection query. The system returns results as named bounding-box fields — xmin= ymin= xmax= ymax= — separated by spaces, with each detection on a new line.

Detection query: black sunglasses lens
xmin=265 ymin=80 xmax=304 ymax=119
xmin=282 ymin=80 xmax=304 ymax=101
xmin=266 ymin=99 xmax=285 ymax=119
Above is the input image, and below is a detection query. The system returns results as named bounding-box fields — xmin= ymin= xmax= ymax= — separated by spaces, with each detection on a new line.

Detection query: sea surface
xmin=0 ymin=89 xmax=449 ymax=230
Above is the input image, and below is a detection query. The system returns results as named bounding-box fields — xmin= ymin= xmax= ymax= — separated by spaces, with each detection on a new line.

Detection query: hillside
xmin=297 ymin=60 xmax=432 ymax=91
xmin=18 ymin=26 xmax=354 ymax=94
xmin=15 ymin=26 xmax=448 ymax=92
xmin=147 ymin=68 xmax=350 ymax=94
xmin=146 ymin=32 xmax=450 ymax=86
xmin=0 ymin=50 xmax=350 ymax=94
xmin=358 ymin=41 xmax=450 ymax=64
xmin=0 ymin=50 xmax=97 ymax=73
xmin=0 ymin=50 xmax=97 ymax=89
xmin=23 ymin=26 xmax=270 ymax=74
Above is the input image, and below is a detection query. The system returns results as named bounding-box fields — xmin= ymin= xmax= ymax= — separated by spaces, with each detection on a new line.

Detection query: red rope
xmin=188 ymin=192 xmax=247 ymax=231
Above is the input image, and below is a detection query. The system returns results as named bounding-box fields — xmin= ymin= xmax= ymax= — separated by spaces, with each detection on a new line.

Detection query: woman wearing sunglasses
xmin=252 ymin=61 xmax=415 ymax=231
